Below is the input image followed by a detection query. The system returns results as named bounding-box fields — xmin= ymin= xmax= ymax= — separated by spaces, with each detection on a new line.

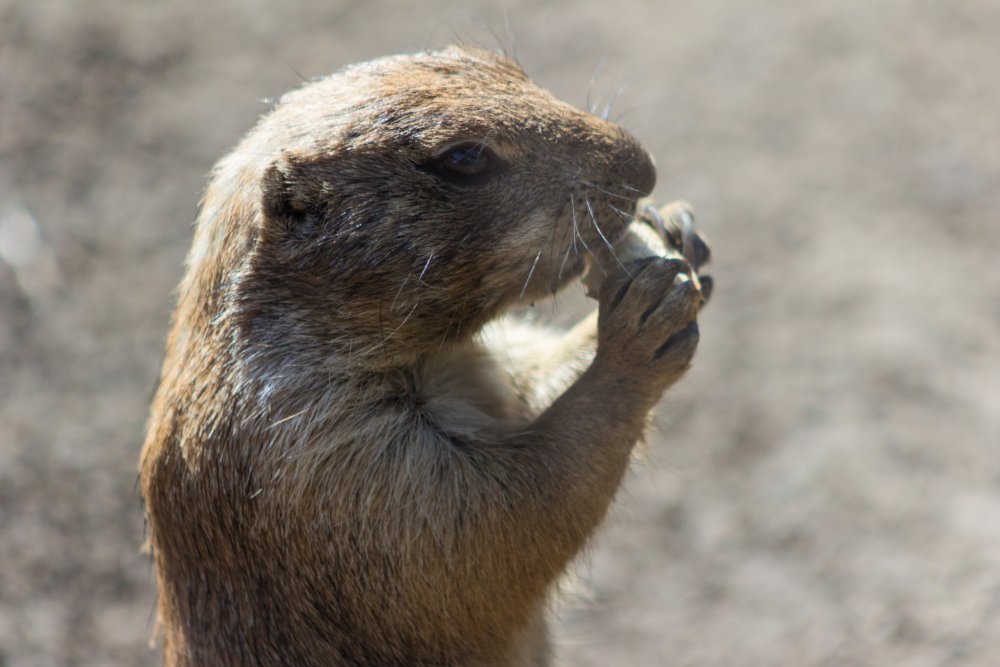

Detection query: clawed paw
xmin=637 ymin=201 xmax=713 ymax=307
xmin=597 ymin=255 xmax=702 ymax=375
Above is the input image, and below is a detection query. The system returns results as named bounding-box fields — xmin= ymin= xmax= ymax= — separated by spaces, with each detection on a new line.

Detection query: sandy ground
xmin=2 ymin=0 xmax=999 ymax=665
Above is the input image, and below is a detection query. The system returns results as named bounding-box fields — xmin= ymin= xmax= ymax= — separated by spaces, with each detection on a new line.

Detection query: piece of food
xmin=583 ymin=200 xmax=712 ymax=305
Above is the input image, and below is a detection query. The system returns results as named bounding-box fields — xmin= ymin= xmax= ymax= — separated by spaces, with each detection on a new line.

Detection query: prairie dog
xmin=141 ymin=46 xmax=710 ymax=666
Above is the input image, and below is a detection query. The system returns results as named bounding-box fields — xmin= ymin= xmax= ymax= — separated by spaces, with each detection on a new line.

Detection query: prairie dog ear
xmin=261 ymin=156 xmax=310 ymax=224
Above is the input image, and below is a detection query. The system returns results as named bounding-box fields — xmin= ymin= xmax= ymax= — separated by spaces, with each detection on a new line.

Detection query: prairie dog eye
xmin=426 ymin=141 xmax=505 ymax=186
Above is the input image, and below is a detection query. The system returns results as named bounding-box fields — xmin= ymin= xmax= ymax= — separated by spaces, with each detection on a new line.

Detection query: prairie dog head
xmin=187 ymin=46 xmax=656 ymax=371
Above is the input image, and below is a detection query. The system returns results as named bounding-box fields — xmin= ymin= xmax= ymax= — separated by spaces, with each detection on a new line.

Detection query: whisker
xmin=612 ymin=105 xmax=641 ymax=125
xmin=501 ymin=2 xmax=518 ymax=64
xmin=616 ymin=182 xmax=648 ymax=195
xmin=545 ymin=198 xmax=563 ymax=277
xmin=554 ymin=196 xmax=577 ymax=285
xmin=586 ymin=197 xmax=631 ymax=276
xmin=418 ymin=252 xmax=434 ymax=282
xmin=601 ymin=82 xmax=627 ymax=121
xmin=557 ymin=240 xmax=575 ymax=282
xmin=570 ymin=192 xmax=595 ymax=260
xmin=574 ymin=178 xmax=642 ymax=203
xmin=391 ymin=249 xmax=438 ymax=313
xmin=569 ymin=197 xmax=579 ymax=255
xmin=520 ymin=249 xmax=543 ymax=301
xmin=607 ymin=203 xmax=636 ymax=220
xmin=467 ymin=18 xmax=509 ymax=58
xmin=587 ymin=58 xmax=607 ymax=116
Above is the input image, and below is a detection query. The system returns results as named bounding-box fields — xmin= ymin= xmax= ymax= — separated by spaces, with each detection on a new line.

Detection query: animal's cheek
xmin=493 ymin=209 xmax=559 ymax=255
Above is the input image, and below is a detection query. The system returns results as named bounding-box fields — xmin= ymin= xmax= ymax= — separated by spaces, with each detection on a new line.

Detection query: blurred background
xmin=1 ymin=0 xmax=998 ymax=665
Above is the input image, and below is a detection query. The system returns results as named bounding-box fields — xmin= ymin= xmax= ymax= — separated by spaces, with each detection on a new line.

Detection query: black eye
xmin=423 ymin=141 xmax=504 ymax=186
xmin=443 ymin=144 xmax=489 ymax=174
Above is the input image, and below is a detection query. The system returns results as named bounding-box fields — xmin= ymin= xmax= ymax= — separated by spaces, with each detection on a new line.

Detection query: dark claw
xmin=698 ymin=275 xmax=713 ymax=306
xmin=688 ymin=234 xmax=711 ymax=270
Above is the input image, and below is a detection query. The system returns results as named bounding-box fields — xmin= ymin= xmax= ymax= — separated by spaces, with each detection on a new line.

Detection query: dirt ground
xmin=1 ymin=0 xmax=999 ymax=665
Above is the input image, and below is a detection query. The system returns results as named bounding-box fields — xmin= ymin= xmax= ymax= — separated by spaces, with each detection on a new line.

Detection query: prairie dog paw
xmin=596 ymin=256 xmax=701 ymax=380
xmin=638 ymin=201 xmax=713 ymax=305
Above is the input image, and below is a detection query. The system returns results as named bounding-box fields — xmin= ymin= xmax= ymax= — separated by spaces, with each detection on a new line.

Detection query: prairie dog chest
xmin=404 ymin=339 xmax=535 ymax=442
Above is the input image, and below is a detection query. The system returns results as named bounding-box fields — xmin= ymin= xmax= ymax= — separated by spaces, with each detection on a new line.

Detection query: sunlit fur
xmin=141 ymin=46 xmax=700 ymax=666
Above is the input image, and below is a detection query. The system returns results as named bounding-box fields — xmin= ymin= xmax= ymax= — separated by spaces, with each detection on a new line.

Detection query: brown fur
xmin=141 ymin=46 xmax=705 ymax=666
